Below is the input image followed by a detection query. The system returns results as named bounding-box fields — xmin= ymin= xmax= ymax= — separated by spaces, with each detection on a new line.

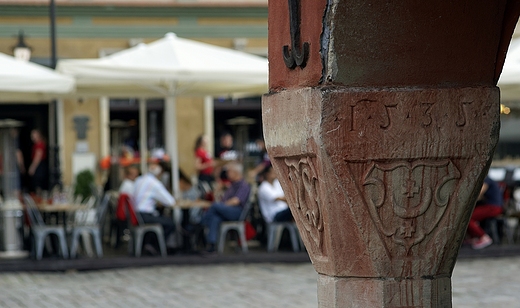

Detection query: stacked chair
xmin=23 ymin=194 xmax=69 ymax=260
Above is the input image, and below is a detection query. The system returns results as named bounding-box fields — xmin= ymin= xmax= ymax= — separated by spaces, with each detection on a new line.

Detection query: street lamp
xmin=49 ymin=0 xmax=62 ymax=190
xmin=13 ymin=31 xmax=31 ymax=61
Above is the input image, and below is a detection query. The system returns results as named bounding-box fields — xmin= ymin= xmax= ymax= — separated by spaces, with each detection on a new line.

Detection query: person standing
xmin=217 ymin=132 xmax=238 ymax=161
xmin=194 ymin=134 xmax=215 ymax=185
xmin=248 ymin=138 xmax=271 ymax=183
xmin=28 ymin=129 xmax=48 ymax=193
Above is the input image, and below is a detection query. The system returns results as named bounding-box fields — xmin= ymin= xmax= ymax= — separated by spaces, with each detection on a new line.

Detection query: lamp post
xmin=49 ymin=0 xmax=62 ymax=190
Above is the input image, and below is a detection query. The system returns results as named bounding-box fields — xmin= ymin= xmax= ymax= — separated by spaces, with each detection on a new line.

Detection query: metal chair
xmin=266 ymin=222 xmax=301 ymax=252
xmin=119 ymin=194 xmax=167 ymax=257
xmin=217 ymin=199 xmax=253 ymax=254
xmin=69 ymin=194 xmax=110 ymax=258
xmin=23 ymin=194 xmax=69 ymax=260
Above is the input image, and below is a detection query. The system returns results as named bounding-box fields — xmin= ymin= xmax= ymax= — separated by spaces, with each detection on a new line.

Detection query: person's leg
xmin=206 ymin=213 xmax=223 ymax=246
xmin=273 ymin=208 xmax=293 ymax=222
xmin=467 ymin=205 xmax=503 ymax=249
xmin=202 ymin=203 xmax=242 ymax=248
xmin=468 ymin=205 xmax=503 ymax=237
xmin=211 ymin=203 xmax=243 ymax=221
xmin=201 ymin=203 xmax=221 ymax=247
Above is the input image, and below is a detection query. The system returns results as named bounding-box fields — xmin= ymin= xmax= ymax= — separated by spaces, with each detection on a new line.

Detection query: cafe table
xmin=174 ymin=199 xmax=211 ymax=252
xmin=37 ymin=202 xmax=90 ymax=228
xmin=175 ymin=199 xmax=211 ymax=209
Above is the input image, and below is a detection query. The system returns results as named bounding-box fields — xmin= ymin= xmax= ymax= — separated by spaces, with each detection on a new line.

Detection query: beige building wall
xmin=62 ymin=98 xmax=101 ymax=187
xmin=176 ymin=97 xmax=205 ymax=178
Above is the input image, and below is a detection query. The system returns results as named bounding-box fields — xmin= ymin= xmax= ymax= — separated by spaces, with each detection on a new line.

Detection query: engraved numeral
xmin=456 ymin=101 xmax=472 ymax=127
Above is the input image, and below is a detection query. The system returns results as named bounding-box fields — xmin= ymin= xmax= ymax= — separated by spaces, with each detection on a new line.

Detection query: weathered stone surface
xmin=268 ymin=1 xmax=520 ymax=91
xmin=263 ymin=87 xmax=499 ymax=279
xmin=317 ymin=275 xmax=452 ymax=308
xmin=264 ymin=1 xmax=520 ymax=306
xmin=268 ymin=0 xmax=326 ymax=91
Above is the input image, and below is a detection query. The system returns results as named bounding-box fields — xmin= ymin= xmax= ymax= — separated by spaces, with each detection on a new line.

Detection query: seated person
xmin=133 ymin=161 xmax=176 ymax=246
xmin=178 ymin=170 xmax=203 ymax=225
xmin=119 ymin=165 xmax=140 ymax=197
xmin=466 ymin=175 xmax=503 ymax=249
xmin=257 ymin=165 xmax=292 ymax=223
xmin=202 ymin=161 xmax=251 ymax=252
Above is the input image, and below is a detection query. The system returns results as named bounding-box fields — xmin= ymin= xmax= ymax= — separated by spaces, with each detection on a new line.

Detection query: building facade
xmin=0 ymin=0 xmax=267 ymax=189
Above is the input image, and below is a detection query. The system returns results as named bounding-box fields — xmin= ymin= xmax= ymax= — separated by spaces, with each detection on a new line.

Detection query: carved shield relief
xmin=360 ymin=160 xmax=460 ymax=254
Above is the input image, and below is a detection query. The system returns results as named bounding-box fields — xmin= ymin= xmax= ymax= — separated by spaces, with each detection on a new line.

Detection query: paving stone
xmin=0 ymin=259 xmax=519 ymax=307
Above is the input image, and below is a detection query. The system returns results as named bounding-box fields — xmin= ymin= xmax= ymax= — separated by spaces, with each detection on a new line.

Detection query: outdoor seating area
xmin=484 ymin=166 xmax=520 ymax=244
xmin=0 ymin=179 xmax=305 ymax=263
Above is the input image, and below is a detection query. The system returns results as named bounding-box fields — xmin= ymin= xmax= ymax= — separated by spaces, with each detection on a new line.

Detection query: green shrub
xmin=74 ymin=169 xmax=95 ymax=202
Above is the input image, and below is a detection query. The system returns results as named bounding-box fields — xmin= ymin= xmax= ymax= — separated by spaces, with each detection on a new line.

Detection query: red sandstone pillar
xmin=263 ymin=1 xmax=520 ymax=307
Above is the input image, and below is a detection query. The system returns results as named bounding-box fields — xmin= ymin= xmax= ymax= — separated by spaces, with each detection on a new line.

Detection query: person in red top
xmin=194 ymin=134 xmax=215 ymax=185
xmin=28 ymin=129 xmax=48 ymax=192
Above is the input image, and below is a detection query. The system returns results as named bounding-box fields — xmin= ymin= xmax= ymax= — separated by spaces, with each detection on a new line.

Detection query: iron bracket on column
xmin=283 ymin=0 xmax=309 ymax=69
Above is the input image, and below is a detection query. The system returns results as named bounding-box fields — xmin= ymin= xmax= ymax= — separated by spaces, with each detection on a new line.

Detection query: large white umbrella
xmin=0 ymin=52 xmax=75 ymax=102
xmin=56 ymin=33 xmax=268 ymax=196
xmin=498 ymin=37 xmax=520 ymax=101
xmin=56 ymin=32 xmax=268 ymax=98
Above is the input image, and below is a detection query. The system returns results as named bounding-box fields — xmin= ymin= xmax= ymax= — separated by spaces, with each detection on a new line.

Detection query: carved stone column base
xmin=317 ymin=275 xmax=451 ymax=308
xmin=263 ymin=86 xmax=499 ymax=307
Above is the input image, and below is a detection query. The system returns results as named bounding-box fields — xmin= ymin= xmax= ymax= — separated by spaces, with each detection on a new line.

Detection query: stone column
xmin=262 ymin=1 xmax=520 ymax=307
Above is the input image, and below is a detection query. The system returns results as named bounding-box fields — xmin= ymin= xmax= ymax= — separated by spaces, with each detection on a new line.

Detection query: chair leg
xmin=81 ymin=231 xmax=94 ymax=257
xmin=128 ymin=235 xmax=134 ymax=256
xmin=92 ymin=229 xmax=104 ymax=258
xmin=57 ymin=230 xmax=69 ymax=259
xmin=288 ymin=225 xmax=300 ymax=252
xmin=70 ymin=230 xmax=80 ymax=259
xmin=35 ymin=234 xmax=45 ymax=261
xmin=238 ymin=226 xmax=248 ymax=253
xmin=134 ymin=231 xmax=144 ymax=257
xmin=488 ymin=219 xmax=500 ymax=244
xmin=156 ymin=233 xmax=167 ymax=257
xmin=217 ymin=229 xmax=227 ymax=254
xmin=267 ymin=225 xmax=276 ymax=252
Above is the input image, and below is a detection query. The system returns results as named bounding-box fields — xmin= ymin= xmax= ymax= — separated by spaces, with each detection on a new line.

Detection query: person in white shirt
xmin=119 ymin=165 xmax=139 ymax=197
xmin=133 ymin=161 xmax=176 ymax=243
xmin=257 ymin=165 xmax=292 ymax=223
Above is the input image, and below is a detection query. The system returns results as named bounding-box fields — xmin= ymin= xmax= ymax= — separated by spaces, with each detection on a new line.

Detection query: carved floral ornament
xmin=282 ymin=156 xmax=324 ymax=251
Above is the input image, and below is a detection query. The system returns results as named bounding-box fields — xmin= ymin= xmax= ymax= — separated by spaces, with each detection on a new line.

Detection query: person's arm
xmin=275 ymin=196 xmax=287 ymax=202
xmin=224 ymin=196 xmax=240 ymax=206
xmin=248 ymin=163 xmax=266 ymax=179
xmin=195 ymin=157 xmax=214 ymax=171
xmin=153 ymin=181 xmax=176 ymax=207
xmin=224 ymin=181 xmax=250 ymax=207
xmin=28 ymin=149 xmax=43 ymax=176
xmin=258 ymin=182 xmax=286 ymax=204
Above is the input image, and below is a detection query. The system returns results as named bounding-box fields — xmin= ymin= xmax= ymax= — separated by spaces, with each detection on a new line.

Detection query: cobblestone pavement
xmin=0 ymin=257 xmax=519 ymax=307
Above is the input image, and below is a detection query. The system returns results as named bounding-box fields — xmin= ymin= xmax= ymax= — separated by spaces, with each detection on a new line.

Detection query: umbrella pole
xmin=165 ymin=96 xmax=180 ymax=198
xmin=204 ymin=96 xmax=214 ymax=157
xmin=139 ymin=98 xmax=147 ymax=175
